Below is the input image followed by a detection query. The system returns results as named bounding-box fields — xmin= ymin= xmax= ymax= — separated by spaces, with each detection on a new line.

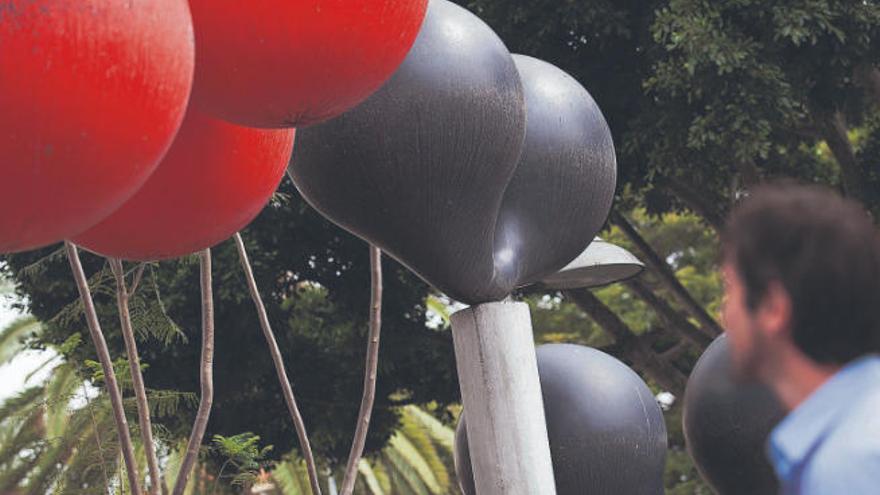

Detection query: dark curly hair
xmin=721 ymin=181 xmax=880 ymax=364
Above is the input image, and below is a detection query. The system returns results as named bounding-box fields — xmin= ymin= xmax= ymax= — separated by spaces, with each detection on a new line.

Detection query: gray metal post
xmin=451 ymin=301 xmax=557 ymax=495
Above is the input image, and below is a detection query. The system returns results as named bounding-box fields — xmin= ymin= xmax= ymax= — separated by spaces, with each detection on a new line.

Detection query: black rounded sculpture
xmin=494 ymin=55 xmax=617 ymax=290
xmin=455 ymin=344 xmax=667 ymax=494
xmin=290 ymin=0 xmax=526 ymax=304
xmin=683 ymin=335 xmax=786 ymax=495
xmin=290 ymin=0 xmax=617 ymax=304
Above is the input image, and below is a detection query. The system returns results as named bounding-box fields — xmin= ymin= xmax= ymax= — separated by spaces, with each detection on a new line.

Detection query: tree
xmin=465 ymin=0 xmax=880 ymax=219
xmin=1 ymin=179 xmax=460 ymax=466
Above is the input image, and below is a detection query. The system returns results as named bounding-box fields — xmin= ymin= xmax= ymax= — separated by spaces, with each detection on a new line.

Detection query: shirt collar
xmin=768 ymin=355 xmax=880 ymax=482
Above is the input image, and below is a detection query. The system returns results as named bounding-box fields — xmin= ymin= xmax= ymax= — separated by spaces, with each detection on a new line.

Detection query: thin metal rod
xmin=233 ymin=233 xmax=322 ymax=495
xmin=129 ymin=263 xmax=146 ymax=297
xmin=339 ymin=245 xmax=383 ymax=495
xmin=64 ymin=241 xmax=143 ymax=495
xmin=109 ymin=258 xmax=164 ymax=495
xmin=172 ymin=249 xmax=215 ymax=495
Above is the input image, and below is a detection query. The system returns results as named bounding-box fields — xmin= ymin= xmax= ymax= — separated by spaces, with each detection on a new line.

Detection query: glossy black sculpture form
xmin=290 ymin=0 xmax=525 ymax=303
xmin=290 ymin=0 xmax=617 ymax=304
xmin=683 ymin=335 xmax=786 ymax=495
xmin=494 ymin=56 xmax=616 ymax=291
xmin=455 ymin=344 xmax=667 ymax=494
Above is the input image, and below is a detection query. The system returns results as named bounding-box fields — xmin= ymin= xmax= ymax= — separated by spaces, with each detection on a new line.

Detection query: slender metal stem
xmin=110 ymin=258 xmax=164 ymax=495
xmin=64 ymin=241 xmax=143 ymax=495
xmin=172 ymin=249 xmax=215 ymax=495
xmin=233 ymin=233 xmax=323 ymax=495
xmin=129 ymin=263 xmax=146 ymax=297
xmin=339 ymin=245 xmax=383 ymax=495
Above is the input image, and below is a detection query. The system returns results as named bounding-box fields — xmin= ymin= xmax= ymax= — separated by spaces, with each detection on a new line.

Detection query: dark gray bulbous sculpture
xmin=683 ymin=335 xmax=786 ymax=495
xmin=455 ymin=344 xmax=667 ymax=495
xmin=289 ymin=0 xmax=526 ymax=303
xmin=290 ymin=0 xmax=617 ymax=304
xmin=494 ymin=55 xmax=616 ymax=290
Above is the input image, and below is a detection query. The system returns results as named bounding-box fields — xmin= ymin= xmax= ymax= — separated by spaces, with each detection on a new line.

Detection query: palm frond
xmin=0 ymin=316 xmax=41 ymax=366
xmin=384 ymin=442 xmax=432 ymax=495
xmin=271 ymin=458 xmax=310 ymax=495
xmin=0 ymin=386 xmax=43 ymax=425
xmin=357 ymin=459 xmax=385 ymax=495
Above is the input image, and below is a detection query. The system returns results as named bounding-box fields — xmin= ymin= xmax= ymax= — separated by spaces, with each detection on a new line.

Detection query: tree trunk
xmin=736 ymin=159 xmax=762 ymax=188
xmin=814 ymin=108 xmax=869 ymax=204
xmin=564 ymin=289 xmax=687 ymax=396
xmin=657 ymin=176 xmax=726 ymax=233
xmin=610 ymin=210 xmax=724 ymax=338
xmin=854 ymin=63 xmax=880 ymax=107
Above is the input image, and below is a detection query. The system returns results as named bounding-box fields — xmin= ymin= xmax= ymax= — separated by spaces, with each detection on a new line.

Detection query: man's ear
xmin=756 ymin=280 xmax=793 ymax=338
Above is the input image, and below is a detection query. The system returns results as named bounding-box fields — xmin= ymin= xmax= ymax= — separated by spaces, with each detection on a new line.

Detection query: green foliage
xmin=466 ymin=0 xmax=880 ymax=220
xmin=0 ymin=357 xmax=117 ymax=494
xmin=0 ymin=315 xmax=211 ymax=494
xmin=212 ymin=432 xmax=274 ymax=487
xmin=273 ymin=405 xmax=462 ymax=495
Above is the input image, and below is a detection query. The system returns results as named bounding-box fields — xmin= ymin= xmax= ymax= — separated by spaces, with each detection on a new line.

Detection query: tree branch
xmin=625 ymin=277 xmax=713 ymax=349
xmin=340 ymin=245 xmax=383 ymax=495
xmin=172 ymin=249 xmax=215 ymax=495
xmin=564 ymin=288 xmax=687 ymax=395
xmin=610 ymin=210 xmax=723 ymax=338
xmin=109 ymin=259 xmax=163 ymax=495
xmin=233 ymin=233 xmax=322 ymax=495
xmin=64 ymin=242 xmax=143 ymax=495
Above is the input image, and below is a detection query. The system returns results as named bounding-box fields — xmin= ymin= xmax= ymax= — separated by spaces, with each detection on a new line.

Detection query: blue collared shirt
xmin=767 ymin=355 xmax=880 ymax=494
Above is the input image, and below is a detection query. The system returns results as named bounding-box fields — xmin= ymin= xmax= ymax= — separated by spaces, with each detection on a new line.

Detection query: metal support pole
xmin=451 ymin=301 xmax=556 ymax=495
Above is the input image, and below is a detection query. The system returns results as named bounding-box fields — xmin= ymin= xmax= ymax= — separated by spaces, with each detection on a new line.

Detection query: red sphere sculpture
xmin=187 ymin=0 xmax=428 ymax=128
xmin=73 ymin=107 xmax=295 ymax=261
xmin=0 ymin=0 xmax=195 ymax=253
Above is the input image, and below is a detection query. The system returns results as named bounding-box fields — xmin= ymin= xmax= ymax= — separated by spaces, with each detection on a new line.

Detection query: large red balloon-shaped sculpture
xmin=0 ymin=0 xmax=195 ymax=253
xmin=187 ymin=0 xmax=428 ymax=128
xmin=73 ymin=107 xmax=294 ymax=261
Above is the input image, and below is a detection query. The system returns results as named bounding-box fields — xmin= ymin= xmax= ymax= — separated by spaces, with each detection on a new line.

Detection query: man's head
xmin=720 ymin=181 xmax=880 ymax=380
